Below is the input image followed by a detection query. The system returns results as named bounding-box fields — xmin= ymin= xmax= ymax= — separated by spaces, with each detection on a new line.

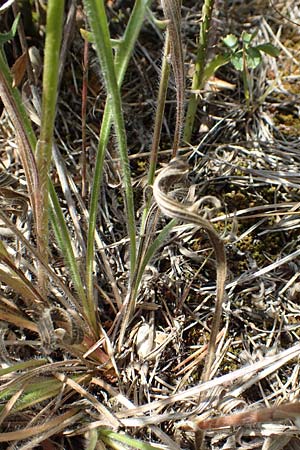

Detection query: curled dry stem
xmin=153 ymin=158 xmax=227 ymax=383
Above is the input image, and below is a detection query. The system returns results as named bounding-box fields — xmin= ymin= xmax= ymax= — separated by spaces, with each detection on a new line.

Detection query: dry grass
xmin=1 ymin=1 xmax=300 ymax=449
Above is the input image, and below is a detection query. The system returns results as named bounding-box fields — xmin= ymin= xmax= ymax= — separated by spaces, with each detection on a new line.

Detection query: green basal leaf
xmin=223 ymin=34 xmax=238 ymax=49
xmin=0 ymin=13 xmax=20 ymax=47
xmin=246 ymin=46 xmax=262 ymax=69
xmin=230 ymin=50 xmax=243 ymax=71
xmin=255 ymin=43 xmax=280 ymax=57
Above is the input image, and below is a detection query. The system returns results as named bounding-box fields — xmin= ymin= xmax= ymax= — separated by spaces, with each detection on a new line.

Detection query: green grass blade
xmin=114 ymin=0 xmax=152 ymax=76
xmin=48 ymin=183 xmax=87 ymax=309
xmin=99 ymin=429 xmax=161 ymax=449
xmin=84 ymin=0 xmax=136 ymax=275
xmin=133 ymin=219 xmax=177 ymax=298
xmin=0 ymin=378 xmax=63 ymax=412
xmin=85 ymin=0 xmax=152 ymax=306
xmin=0 ymin=359 xmax=47 ymax=377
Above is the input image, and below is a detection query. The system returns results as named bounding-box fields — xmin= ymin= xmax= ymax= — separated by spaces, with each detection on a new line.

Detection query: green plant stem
xmin=84 ymin=0 xmax=136 ymax=275
xmin=242 ymin=48 xmax=251 ymax=109
xmin=123 ymin=30 xmax=172 ymax=328
xmin=0 ymin=11 xmax=88 ymax=324
xmin=85 ymin=1 xmax=151 ymax=314
xmin=133 ymin=32 xmax=171 ymax=293
xmin=184 ymin=0 xmax=215 ymax=143
xmin=36 ymin=0 xmax=65 ymax=294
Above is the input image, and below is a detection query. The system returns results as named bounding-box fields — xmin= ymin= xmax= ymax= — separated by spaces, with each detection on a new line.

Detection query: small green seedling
xmin=224 ymin=31 xmax=279 ymax=107
xmin=223 ymin=31 xmax=279 ymax=71
xmin=204 ymin=30 xmax=279 ymax=108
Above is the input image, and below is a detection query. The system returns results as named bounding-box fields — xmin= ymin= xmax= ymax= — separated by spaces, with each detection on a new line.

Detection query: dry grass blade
xmin=0 ymin=209 xmax=84 ymax=316
xmin=54 ymin=372 xmax=121 ymax=429
xmin=0 ymin=300 xmax=38 ymax=332
xmin=0 ymin=408 xmax=82 ymax=442
xmin=0 ymin=385 xmax=25 ymax=427
xmin=115 ymin=342 xmax=300 ymax=418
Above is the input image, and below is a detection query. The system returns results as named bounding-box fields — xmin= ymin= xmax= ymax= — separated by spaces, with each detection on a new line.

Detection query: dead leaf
xmin=11 ymin=52 xmax=27 ymax=87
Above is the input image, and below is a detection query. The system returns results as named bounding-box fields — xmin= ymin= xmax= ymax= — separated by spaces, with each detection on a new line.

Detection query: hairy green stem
xmin=184 ymin=0 xmax=215 ymax=143
xmin=0 ymin=10 xmax=88 ymax=325
xmin=36 ymin=0 xmax=65 ymax=294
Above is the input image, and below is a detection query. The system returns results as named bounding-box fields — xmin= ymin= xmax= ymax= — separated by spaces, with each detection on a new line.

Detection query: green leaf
xmin=241 ymin=31 xmax=255 ymax=45
xmin=230 ymin=50 xmax=243 ymax=71
xmin=255 ymin=43 xmax=280 ymax=57
xmin=99 ymin=429 xmax=161 ymax=449
xmin=0 ymin=359 xmax=47 ymax=377
xmin=223 ymin=34 xmax=238 ymax=49
xmin=0 ymin=13 xmax=20 ymax=47
xmin=80 ymin=28 xmax=94 ymax=42
xmin=203 ymin=53 xmax=231 ymax=82
xmin=84 ymin=0 xmax=137 ymax=287
xmin=80 ymin=28 xmax=122 ymax=48
xmin=246 ymin=47 xmax=262 ymax=69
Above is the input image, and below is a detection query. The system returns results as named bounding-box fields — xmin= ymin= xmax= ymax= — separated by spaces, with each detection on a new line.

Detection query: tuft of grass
xmin=0 ymin=1 xmax=299 ymax=449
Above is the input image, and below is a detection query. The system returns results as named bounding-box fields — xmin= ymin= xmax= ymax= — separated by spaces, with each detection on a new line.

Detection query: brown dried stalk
xmin=194 ymin=401 xmax=300 ymax=430
xmin=160 ymin=0 xmax=185 ymax=157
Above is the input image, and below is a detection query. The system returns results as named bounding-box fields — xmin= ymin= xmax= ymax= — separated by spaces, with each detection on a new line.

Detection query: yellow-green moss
xmin=274 ymin=112 xmax=300 ymax=136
